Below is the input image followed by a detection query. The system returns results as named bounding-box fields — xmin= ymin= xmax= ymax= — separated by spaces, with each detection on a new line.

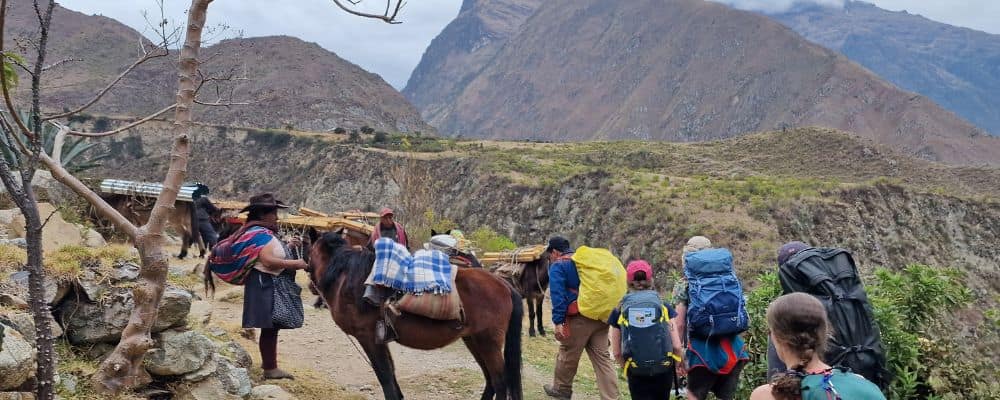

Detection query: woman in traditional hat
xmin=240 ymin=193 xmax=308 ymax=380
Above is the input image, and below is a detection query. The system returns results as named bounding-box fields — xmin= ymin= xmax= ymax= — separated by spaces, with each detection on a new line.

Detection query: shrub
xmin=360 ymin=126 xmax=375 ymax=135
xmin=372 ymin=131 xmax=388 ymax=144
xmin=333 ymin=127 xmax=346 ymax=134
xmin=93 ymin=116 xmax=111 ymax=132
xmin=735 ymin=265 xmax=981 ymax=399
xmin=468 ymin=226 xmax=517 ymax=252
xmin=349 ymin=130 xmax=360 ymax=143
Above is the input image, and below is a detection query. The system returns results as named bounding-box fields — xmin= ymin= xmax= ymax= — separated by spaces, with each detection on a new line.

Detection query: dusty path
xmin=172 ymin=244 xmax=605 ymax=399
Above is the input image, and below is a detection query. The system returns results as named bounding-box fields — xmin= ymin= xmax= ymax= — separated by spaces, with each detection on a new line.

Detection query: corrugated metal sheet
xmin=99 ymin=179 xmax=204 ymax=202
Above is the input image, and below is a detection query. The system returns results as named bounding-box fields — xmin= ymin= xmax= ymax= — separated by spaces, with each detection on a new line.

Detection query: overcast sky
xmin=60 ymin=0 xmax=999 ymax=90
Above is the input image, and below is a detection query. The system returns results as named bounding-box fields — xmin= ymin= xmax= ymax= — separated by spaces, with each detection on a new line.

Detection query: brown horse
xmin=309 ymin=232 xmax=523 ymax=400
xmin=518 ymin=257 xmax=550 ymax=337
xmin=101 ymin=194 xmax=205 ymax=258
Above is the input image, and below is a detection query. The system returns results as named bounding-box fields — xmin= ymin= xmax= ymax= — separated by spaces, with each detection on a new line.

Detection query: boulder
xmin=175 ymin=377 xmax=242 ymax=400
xmin=0 ymin=321 xmax=36 ymax=390
xmin=182 ymin=354 xmax=219 ymax=383
xmin=110 ymin=262 xmax=140 ymax=283
xmin=251 ymin=385 xmax=298 ymax=400
xmin=218 ymin=340 xmax=252 ymax=369
xmin=82 ymin=229 xmax=107 ymax=248
xmin=0 ymin=393 xmax=35 ymax=400
xmin=4 ymin=311 xmax=63 ymax=345
xmin=145 ymin=330 xmax=214 ymax=376
xmin=8 ymin=270 xmax=70 ymax=305
xmin=61 ymin=285 xmax=192 ymax=344
xmin=215 ymin=357 xmax=252 ymax=398
xmin=9 ymin=203 xmax=86 ymax=253
xmin=57 ymin=372 xmax=78 ymax=396
xmin=0 ymin=238 xmax=26 ymax=248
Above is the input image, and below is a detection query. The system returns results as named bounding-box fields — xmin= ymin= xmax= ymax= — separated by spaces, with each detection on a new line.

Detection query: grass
xmin=43 ymin=245 xmax=138 ymax=282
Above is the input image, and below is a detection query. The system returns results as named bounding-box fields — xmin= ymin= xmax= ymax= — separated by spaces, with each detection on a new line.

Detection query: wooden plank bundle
xmin=480 ymin=244 xmax=547 ymax=266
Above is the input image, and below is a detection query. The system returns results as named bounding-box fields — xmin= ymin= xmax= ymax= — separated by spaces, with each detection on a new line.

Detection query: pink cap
xmin=626 ymin=260 xmax=653 ymax=283
xmin=379 ymin=207 xmax=394 ymax=217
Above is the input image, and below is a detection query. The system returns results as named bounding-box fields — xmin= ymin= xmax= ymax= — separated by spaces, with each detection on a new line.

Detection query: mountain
xmin=3 ymin=1 xmax=432 ymax=133
xmin=768 ymin=1 xmax=1000 ymax=136
xmin=402 ymin=0 xmax=543 ymax=127
xmin=405 ymin=0 xmax=1000 ymax=166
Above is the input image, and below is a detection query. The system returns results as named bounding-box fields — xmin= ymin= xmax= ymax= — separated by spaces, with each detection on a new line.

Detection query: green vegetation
xmin=247 ymin=128 xmax=293 ymax=149
xmin=736 ymin=265 xmax=993 ymax=400
xmin=467 ymin=226 xmax=517 ymax=252
xmin=0 ymin=109 xmax=111 ymax=173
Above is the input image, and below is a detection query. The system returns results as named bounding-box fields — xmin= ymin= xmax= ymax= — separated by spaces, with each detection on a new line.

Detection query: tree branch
xmin=61 ymin=104 xmax=176 ymax=138
xmin=42 ymin=49 xmax=168 ymax=121
xmin=50 ymin=124 xmax=68 ymax=164
xmin=2 ymin=51 xmax=34 ymax=76
xmin=41 ymin=57 xmax=81 ymax=72
xmin=329 ymin=0 xmax=405 ymax=24
xmin=40 ymin=152 xmax=139 ymax=238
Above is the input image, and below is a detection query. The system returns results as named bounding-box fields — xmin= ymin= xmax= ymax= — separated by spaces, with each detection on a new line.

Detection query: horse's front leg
xmin=535 ymin=296 xmax=546 ymax=337
xmin=361 ymin=340 xmax=404 ymax=400
xmin=526 ymin=296 xmax=537 ymax=337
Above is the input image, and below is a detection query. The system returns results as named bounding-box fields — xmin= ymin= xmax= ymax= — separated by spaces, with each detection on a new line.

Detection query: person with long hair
xmin=751 ymin=293 xmax=885 ymax=400
xmin=240 ymin=193 xmax=309 ymax=380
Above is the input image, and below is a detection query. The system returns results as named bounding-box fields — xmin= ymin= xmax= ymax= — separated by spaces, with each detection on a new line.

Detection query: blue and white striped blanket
xmin=368 ymin=238 xmax=454 ymax=294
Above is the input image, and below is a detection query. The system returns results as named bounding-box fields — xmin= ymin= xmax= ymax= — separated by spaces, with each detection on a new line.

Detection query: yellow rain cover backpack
xmin=571 ymin=246 xmax=627 ymax=321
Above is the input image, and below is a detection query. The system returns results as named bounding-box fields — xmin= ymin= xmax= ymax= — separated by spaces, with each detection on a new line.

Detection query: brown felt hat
xmin=241 ymin=192 xmax=289 ymax=212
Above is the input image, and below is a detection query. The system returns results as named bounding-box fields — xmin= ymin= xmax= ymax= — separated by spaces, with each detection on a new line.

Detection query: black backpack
xmin=617 ymin=290 xmax=675 ymax=377
xmin=779 ymin=248 xmax=890 ymax=388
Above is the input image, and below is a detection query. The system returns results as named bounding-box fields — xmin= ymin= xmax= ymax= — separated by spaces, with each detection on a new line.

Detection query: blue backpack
xmin=618 ymin=290 xmax=676 ymax=376
xmin=683 ymin=248 xmax=749 ymax=338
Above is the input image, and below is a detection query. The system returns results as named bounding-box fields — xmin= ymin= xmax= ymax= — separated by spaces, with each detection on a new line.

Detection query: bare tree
xmin=1 ymin=0 xmax=405 ymax=395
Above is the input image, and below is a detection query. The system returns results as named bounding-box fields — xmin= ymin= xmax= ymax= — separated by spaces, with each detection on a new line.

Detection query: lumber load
xmin=228 ymin=213 xmax=374 ymax=235
xmin=480 ymin=244 xmax=547 ymax=265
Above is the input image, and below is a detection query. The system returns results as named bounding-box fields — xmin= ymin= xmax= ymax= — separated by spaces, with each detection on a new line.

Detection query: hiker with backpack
xmin=608 ymin=260 xmax=683 ymax=400
xmin=750 ymin=293 xmax=887 ymax=400
xmin=673 ymin=236 xmax=750 ymax=400
xmin=770 ymin=241 xmax=889 ymax=387
xmin=543 ymin=236 xmax=620 ymax=400
xmin=219 ymin=193 xmax=308 ymax=380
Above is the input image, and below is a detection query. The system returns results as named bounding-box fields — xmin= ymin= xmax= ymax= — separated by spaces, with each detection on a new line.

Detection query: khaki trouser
xmin=552 ymin=315 xmax=620 ymax=400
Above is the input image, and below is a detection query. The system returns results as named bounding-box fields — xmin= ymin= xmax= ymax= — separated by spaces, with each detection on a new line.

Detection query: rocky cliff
xmin=405 ymin=0 xmax=1000 ymax=166
xmin=88 ymin=120 xmax=1000 ymax=297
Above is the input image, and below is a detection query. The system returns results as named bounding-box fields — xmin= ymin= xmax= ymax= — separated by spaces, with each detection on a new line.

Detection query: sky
xmin=60 ymin=0 xmax=1000 ymax=90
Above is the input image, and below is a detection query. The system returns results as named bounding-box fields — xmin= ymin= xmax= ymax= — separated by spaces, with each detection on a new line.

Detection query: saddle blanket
xmin=490 ymin=262 xmax=526 ymax=280
xmin=367 ymin=238 xmax=454 ymax=294
xmin=397 ymin=265 xmax=462 ymax=320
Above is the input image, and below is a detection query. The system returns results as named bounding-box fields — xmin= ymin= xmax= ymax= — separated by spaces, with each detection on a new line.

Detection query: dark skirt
xmin=243 ymin=268 xmax=297 ymax=328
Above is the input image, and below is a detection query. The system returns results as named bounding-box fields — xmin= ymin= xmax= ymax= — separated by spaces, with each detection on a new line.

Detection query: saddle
xmin=375 ymin=263 xmax=465 ymax=344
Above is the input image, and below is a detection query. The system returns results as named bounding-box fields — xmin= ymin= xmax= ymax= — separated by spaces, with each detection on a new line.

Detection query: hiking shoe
xmin=543 ymin=384 xmax=571 ymax=399
xmin=263 ymin=368 xmax=295 ymax=380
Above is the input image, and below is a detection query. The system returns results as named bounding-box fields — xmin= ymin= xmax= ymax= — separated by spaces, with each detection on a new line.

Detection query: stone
xmin=82 ymin=229 xmax=107 ymax=248
xmin=215 ymin=357 xmax=252 ymax=397
xmin=145 ymin=330 xmax=214 ymax=376
xmin=182 ymin=355 xmax=218 ymax=382
xmin=0 ymin=293 xmax=28 ymax=310
xmin=217 ymin=340 xmax=252 ymax=369
xmin=175 ymin=377 xmax=242 ymax=400
xmin=60 ymin=285 xmax=192 ymax=344
xmin=4 ymin=310 xmax=63 ymax=345
xmin=0 ymin=322 xmax=36 ymax=390
xmin=10 ymin=203 xmax=86 ymax=253
xmin=8 ymin=270 xmax=70 ymax=305
xmin=83 ymin=343 xmax=115 ymax=360
xmin=57 ymin=372 xmax=78 ymax=395
xmin=250 ymin=385 xmax=298 ymax=400
xmin=0 ymin=238 xmax=26 ymax=248
xmin=110 ymin=262 xmax=140 ymax=282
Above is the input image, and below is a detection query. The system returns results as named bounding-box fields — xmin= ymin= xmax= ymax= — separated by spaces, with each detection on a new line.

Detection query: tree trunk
xmin=21 ymin=196 xmax=55 ymax=400
xmin=91 ymin=0 xmax=212 ymax=394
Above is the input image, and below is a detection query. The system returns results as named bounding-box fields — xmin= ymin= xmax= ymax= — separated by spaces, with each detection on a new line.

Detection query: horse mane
xmin=318 ymin=232 xmax=374 ymax=295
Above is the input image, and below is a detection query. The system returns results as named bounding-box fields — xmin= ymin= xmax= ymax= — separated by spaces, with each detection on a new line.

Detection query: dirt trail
xmin=190 ymin=267 xmax=586 ymax=400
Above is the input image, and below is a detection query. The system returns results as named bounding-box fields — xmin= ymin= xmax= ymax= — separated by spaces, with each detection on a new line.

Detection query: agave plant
xmin=0 ymin=109 xmax=110 ymax=173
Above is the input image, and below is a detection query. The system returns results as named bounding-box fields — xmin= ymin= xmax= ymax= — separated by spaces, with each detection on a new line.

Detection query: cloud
xmin=710 ymin=0 xmax=846 ymax=13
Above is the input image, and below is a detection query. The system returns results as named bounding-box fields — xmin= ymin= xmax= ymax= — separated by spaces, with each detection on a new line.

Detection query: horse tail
xmin=504 ymin=286 xmax=524 ymax=400
xmin=203 ymin=260 xmax=215 ymax=299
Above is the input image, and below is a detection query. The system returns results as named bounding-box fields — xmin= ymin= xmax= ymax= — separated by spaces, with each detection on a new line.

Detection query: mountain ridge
xmin=4 ymin=1 xmax=432 ymax=133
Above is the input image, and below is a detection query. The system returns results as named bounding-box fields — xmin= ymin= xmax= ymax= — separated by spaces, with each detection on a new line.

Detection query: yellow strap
xmin=660 ymin=305 xmax=669 ymax=322
xmin=623 ymin=359 xmax=636 ymax=376
xmin=669 ymin=353 xmax=682 ymax=362
xmin=618 ymin=310 xmax=628 ymax=327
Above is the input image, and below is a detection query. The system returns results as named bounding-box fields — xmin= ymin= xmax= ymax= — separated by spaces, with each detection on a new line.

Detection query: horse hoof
xmin=529 ymin=330 xmax=536 ymax=337
xmin=539 ymin=330 xmax=547 ymax=337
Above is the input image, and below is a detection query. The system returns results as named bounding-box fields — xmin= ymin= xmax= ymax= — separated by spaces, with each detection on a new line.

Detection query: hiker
xmin=192 ymin=185 xmax=220 ymax=251
xmin=543 ymin=236 xmax=619 ymax=400
xmin=239 ymin=193 xmax=309 ymax=380
xmin=608 ymin=260 xmax=683 ymax=400
xmin=674 ymin=236 xmax=750 ymax=400
xmin=362 ymin=207 xmax=412 ymax=305
xmin=771 ymin=241 xmax=889 ymax=387
xmin=750 ymin=293 xmax=886 ymax=400
xmin=368 ymin=207 xmax=410 ymax=250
